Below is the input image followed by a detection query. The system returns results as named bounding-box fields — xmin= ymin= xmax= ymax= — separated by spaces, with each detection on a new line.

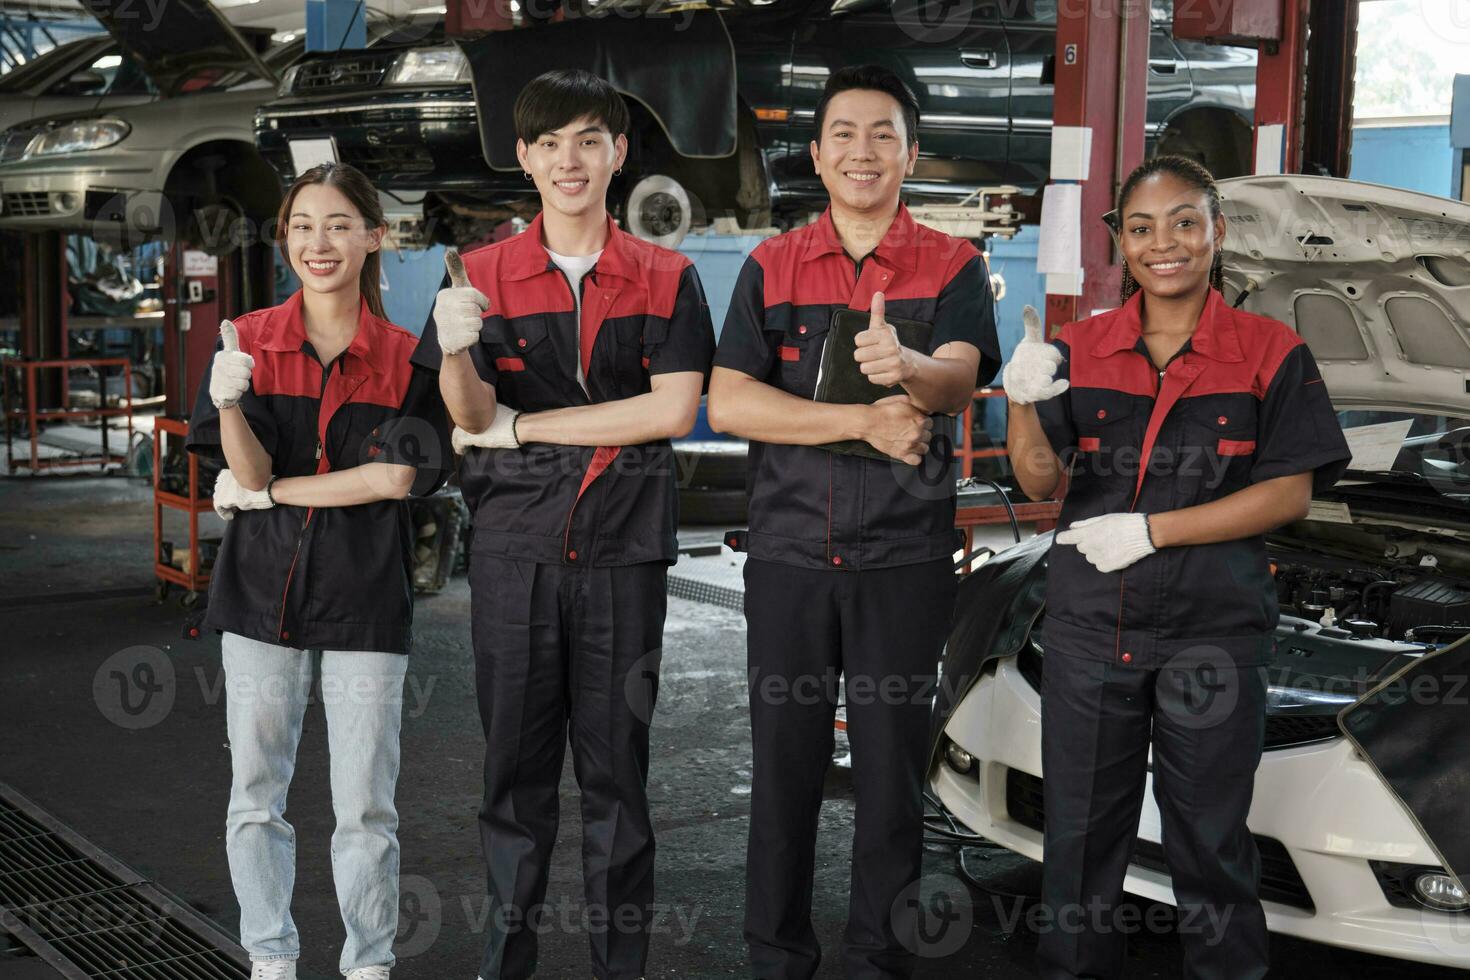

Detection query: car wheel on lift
xmin=624 ymin=174 xmax=692 ymax=248
xmin=678 ymin=487 xmax=748 ymax=526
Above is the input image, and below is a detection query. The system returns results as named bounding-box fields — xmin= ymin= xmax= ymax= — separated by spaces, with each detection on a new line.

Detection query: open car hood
xmin=1219 ymin=175 xmax=1470 ymax=418
xmin=82 ymin=0 xmax=277 ymax=94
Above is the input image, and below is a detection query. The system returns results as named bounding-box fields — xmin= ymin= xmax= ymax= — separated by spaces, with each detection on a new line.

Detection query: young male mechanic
xmin=707 ymin=65 xmax=1001 ymax=980
xmin=411 ymin=70 xmax=715 ymax=980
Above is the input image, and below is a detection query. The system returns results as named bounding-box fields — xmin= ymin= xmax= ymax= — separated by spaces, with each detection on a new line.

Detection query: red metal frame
xmin=2 ymin=357 xmax=134 ymax=472
xmin=152 ymin=415 xmax=212 ymax=596
xmin=955 ymin=387 xmax=1008 ymax=475
xmin=1253 ymin=0 xmax=1310 ymax=174
xmin=1043 ymin=1 xmax=1150 ymax=333
xmin=954 ymin=386 xmax=1064 ymax=574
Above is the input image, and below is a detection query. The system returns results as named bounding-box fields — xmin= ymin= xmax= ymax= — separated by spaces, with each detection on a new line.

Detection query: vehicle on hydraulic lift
xmin=0 ymin=0 xmax=305 ymax=249
xmin=930 ymin=175 xmax=1470 ymax=969
xmin=0 ymin=34 xmax=159 ymax=135
xmin=253 ymin=0 xmax=1256 ymax=248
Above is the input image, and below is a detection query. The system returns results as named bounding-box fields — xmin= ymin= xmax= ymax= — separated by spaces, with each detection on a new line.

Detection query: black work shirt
xmin=187 ymin=291 xmax=451 ymax=654
xmin=1036 ymin=288 xmax=1351 ymax=667
xmin=713 ymin=204 xmax=1001 ymax=571
xmin=411 ymin=213 xmax=716 ymax=566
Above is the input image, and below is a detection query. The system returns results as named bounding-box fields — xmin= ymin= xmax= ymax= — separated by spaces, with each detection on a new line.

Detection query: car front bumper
xmin=0 ymin=149 xmax=170 ymax=234
xmin=931 ymin=657 xmax=1470 ymax=968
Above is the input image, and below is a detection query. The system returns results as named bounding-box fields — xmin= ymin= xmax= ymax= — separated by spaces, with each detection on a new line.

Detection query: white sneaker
xmin=345 ymin=967 xmax=391 ymax=980
xmin=249 ymin=961 xmax=297 ymax=980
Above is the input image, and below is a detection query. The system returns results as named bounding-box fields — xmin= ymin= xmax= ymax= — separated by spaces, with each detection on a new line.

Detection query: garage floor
xmin=1 ymin=475 xmax=1463 ymax=979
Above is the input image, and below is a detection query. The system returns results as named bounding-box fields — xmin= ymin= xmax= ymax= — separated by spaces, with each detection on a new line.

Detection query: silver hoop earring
xmin=614 ymin=167 xmax=623 ymax=177
xmin=522 ymin=171 xmax=532 ymax=181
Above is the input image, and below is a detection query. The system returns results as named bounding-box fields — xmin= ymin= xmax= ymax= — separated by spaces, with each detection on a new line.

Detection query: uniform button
xmin=727 ymin=536 xmax=737 ymax=547
xmin=832 ymin=556 xmax=843 ymax=566
xmin=281 ymin=631 xmax=290 ymax=641
xmin=568 ymin=550 xmax=578 ymax=561
xmin=1096 ymin=409 xmax=1107 ymax=419
xmin=1121 ymin=651 xmax=1133 ymax=664
xmin=189 ymin=628 xmax=199 ymax=638
xmin=517 ymin=338 xmax=527 ymax=348
xmin=798 ymin=325 xmax=807 ymax=334
xmin=1217 ymin=415 xmax=1228 ymax=425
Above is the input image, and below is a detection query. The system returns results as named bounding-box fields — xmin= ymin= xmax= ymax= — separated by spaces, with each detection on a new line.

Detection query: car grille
xmin=1003 ymin=767 xmax=1315 ymax=911
xmin=4 ymin=192 xmax=50 ymax=217
xmin=1013 ymin=646 xmax=1342 ymax=751
xmin=0 ymin=124 xmax=43 ymax=162
xmin=293 ymin=52 xmax=397 ymax=93
xmin=353 ymin=144 xmax=435 ymax=175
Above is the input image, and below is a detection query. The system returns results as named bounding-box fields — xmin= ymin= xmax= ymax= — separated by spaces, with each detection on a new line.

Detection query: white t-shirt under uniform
xmin=546 ymin=248 xmax=603 ymax=395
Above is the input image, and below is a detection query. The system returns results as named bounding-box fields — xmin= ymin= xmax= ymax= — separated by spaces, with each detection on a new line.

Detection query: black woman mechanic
xmin=1005 ymin=155 xmax=1351 ymax=980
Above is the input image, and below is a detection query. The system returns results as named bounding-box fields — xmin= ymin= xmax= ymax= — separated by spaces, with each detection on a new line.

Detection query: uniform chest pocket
xmin=611 ymin=315 xmax=665 ymax=394
xmin=1177 ymin=401 xmax=1259 ymax=497
xmin=491 ymin=315 xmax=555 ymax=407
xmin=772 ymin=318 xmax=830 ymax=396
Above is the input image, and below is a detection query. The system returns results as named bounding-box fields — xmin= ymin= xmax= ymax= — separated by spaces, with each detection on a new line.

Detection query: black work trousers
xmin=1037 ymin=644 xmax=1270 ymax=980
xmin=469 ymin=554 xmax=668 ymax=980
xmin=743 ymin=556 xmax=958 ymax=980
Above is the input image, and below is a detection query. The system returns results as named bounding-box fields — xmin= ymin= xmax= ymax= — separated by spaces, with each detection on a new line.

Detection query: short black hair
xmin=813 ymin=64 xmax=920 ymax=147
xmin=513 ymin=69 xmax=630 ymax=146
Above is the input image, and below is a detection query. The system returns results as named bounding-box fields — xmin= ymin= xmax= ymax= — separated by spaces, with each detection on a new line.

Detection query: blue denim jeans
xmin=222 ymin=632 xmax=407 ymax=973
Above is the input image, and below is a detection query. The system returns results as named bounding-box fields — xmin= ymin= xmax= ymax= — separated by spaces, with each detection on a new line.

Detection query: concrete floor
xmin=1 ymin=473 xmax=1464 ymax=979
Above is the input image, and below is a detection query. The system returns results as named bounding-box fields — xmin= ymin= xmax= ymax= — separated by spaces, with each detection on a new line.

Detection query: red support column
xmin=1252 ymin=0 xmax=1309 ymax=174
xmin=1043 ymin=0 xmax=1150 ymax=333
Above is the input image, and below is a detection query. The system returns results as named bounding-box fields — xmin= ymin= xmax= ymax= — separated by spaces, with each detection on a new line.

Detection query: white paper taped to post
xmin=1036 ymin=183 xmax=1082 ymax=276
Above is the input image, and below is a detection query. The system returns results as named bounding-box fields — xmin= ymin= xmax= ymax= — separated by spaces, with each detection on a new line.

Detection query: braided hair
xmin=1115 ymin=155 xmax=1225 ymax=303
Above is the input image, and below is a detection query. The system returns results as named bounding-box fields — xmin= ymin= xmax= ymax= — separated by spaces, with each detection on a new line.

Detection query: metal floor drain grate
xmin=0 ymin=781 xmax=249 ymax=979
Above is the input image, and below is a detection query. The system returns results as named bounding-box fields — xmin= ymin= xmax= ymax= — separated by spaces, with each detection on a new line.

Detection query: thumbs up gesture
xmin=852 ymin=292 xmax=914 ymax=388
xmin=209 ymin=318 xmax=255 ymax=410
xmin=1001 ymin=305 xmax=1068 ymax=405
xmin=434 ymin=248 xmax=489 ymax=357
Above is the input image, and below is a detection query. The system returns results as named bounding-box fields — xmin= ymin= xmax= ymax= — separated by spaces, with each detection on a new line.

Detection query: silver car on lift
xmin=0 ymin=0 xmax=295 ymax=247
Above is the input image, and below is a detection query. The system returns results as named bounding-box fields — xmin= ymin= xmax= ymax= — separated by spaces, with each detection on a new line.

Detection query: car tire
xmin=678 ymin=487 xmax=748 ymax=526
xmin=625 ymin=174 xmax=692 ymax=248
xmin=1156 ymin=114 xmax=1251 ymax=179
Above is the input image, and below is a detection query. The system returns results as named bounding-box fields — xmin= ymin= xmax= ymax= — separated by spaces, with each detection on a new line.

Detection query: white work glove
xmin=1002 ymin=305 xmax=1069 ymax=405
xmin=434 ymin=248 xmax=488 ymax=356
xmin=451 ymin=408 xmax=521 ymax=453
xmin=212 ymin=468 xmax=274 ymax=521
xmin=1055 ymin=513 xmax=1156 ymax=573
xmin=209 ymin=319 xmax=254 ymax=409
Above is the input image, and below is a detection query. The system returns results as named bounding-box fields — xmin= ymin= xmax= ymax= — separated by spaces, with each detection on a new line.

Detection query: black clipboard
xmin=813 ymin=307 xmax=933 ymax=461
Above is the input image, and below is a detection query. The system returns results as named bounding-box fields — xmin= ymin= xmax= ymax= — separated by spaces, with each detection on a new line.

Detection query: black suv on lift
xmin=255 ymin=0 xmax=1255 ymax=246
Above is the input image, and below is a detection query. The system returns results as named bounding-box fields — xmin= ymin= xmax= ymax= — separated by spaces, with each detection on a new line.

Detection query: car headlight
xmin=25 ymin=119 xmax=130 ymax=158
xmin=387 ymin=46 xmax=469 ymax=85
xmin=277 ymin=64 xmax=301 ymax=97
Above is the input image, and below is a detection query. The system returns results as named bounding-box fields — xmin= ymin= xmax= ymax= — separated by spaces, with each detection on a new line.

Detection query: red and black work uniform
xmin=186 ymin=290 xmax=451 ymax=654
xmin=410 ymin=212 xmax=715 ymax=980
xmin=1032 ymin=287 xmax=1350 ymax=980
xmin=713 ymin=204 xmax=999 ymax=980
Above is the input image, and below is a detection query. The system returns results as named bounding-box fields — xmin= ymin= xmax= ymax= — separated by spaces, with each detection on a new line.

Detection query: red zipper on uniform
xmin=563 ymin=446 xmax=620 ymax=561
xmin=277 ymin=506 xmax=314 ymax=640
xmin=277 ymin=356 xmax=334 ymax=641
xmin=1115 ymin=362 xmax=1175 ymax=659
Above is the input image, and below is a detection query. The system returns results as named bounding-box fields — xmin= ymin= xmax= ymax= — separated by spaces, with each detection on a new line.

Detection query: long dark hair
xmin=274 ymin=162 xmax=388 ymax=319
xmin=1115 ymin=155 xmax=1224 ymax=303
